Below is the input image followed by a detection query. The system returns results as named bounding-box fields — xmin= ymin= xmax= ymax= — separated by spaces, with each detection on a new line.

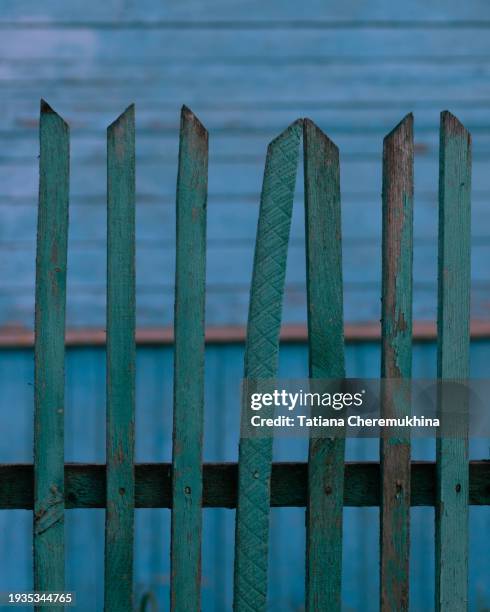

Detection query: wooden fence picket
xmin=380 ymin=114 xmax=414 ymax=612
xmin=436 ymin=111 xmax=471 ymax=612
xmin=233 ymin=120 xmax=302 ymax=611
xmin=34 ymin=100 xmax=69 ymax=609
xmin=303 ymin=119 xmax=345 ymax=612
xmin=170 ymin=106 xmax=208 ymax=612
xmin=104 ymin=104 xmax=136 ymax=611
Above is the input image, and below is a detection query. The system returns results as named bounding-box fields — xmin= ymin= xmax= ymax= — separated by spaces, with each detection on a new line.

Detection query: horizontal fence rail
xmin=1 ymin=462 xmax=489 ymax=508
xmin=0 ymin=101 xmax=485 ymax=611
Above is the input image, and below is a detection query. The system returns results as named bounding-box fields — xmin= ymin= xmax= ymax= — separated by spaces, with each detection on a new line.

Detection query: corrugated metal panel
xmin=0 ymin=342 xmax=488 ymax=610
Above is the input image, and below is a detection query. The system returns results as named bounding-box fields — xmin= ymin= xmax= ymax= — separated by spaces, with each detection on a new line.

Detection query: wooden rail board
xmin=3 ymin=321 xmax=490 ymax=347
xmin=1 ymin=462 xmax=489 ymax=509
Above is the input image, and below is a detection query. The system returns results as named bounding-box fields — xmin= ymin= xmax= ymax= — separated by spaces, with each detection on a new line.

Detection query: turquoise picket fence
xmin=0 ymin=101 xmax=487 ymax=611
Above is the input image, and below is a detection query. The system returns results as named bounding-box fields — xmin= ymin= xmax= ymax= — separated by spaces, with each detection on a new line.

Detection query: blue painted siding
xmin=0 ymin=342 xmax=489 ymax=611
xmin=1 ymin=2 xmax=490 ymax=610
xmin=1 ymin=3 xmax=490 ymax=327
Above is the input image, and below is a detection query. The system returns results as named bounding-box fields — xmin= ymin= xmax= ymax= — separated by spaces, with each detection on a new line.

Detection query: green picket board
xmin=436 ymin=111 xmax=471 ymax=612
xmin=379 ymin=114 xmax=414 ymax=612
xmin=303 ymin=119 xmax=345 ymax=611
xmin=104 ymin=104 xmax=136 ymax=611
xmin=233 ymin=120 xmax=302 ymax=612
xmin=33 ymin=100 xmax=69 ymax=608
xmin=170 ymin=106 xmax=208 ymax=612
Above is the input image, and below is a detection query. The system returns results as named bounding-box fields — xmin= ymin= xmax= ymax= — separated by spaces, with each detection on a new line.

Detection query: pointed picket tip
xmin=440 ymin=110 xmax=471 ymax=141
xmin=384 ymin=113 xmax=413 ymax=145
xmin=40 ymin=99 xmax=56 ymax=114
xmin=39 ymin=99 xmax=69 ymax=130
xmin=303 ymin=117 xmax=339 ymax=158
xmin=266 ymin=118 xmax=303 ymax=155
xmin=107 ymin=103 xmax=135 ymax=133
xmin=180 ymin=105 xmax=208 ymax=141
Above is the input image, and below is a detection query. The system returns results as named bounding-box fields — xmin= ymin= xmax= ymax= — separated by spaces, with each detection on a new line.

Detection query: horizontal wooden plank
xmin=4 ymin=98 xmax=490 ymax=118
xmin=2 ymin=73 xmax=490 ymax=106
xmin=3 ymin=20 xmax=490 ymax=32
xmin=5 ymin=56 xmax=490 ymax=83
xmin=1 ymin=0 xmax=489 ymax=24
xmin=4 ymin=230 xmax=490 ymax=252
xmin=0 ymin=321 xmax=474 ymax=347
xmin=3 ymin=186 xmax=490 ymax=207
xmin=5 ymin=157 xmax=490 ymax=199
xmin=3 ymin=20 xmax=490 ymax=30
xmin=3 ymin=242 xmax=490 ymax=289
xmin=2 ymin=284 xmax=490 ymax=329
xmin=0 ymin=462 xmax=488 ymax=509
xmin=6 ymin=196 xmax=490 ymax=245
xmin=0 ymin=166 xmax=465 ymax=202
xmin=5 ymin=61 xmax=490 ymax=86
xmin=1 ymin=320 xmax=490 ymax=347
xmin=3 ymin=109 xmax=490 ymax=146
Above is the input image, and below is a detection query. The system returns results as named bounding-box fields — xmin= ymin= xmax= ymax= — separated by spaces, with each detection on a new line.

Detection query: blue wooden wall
xmin=1 ymin=2 xmax=490 ymax=328
xmin=1 ymin=3 xmax=490 ymax=611
xmin=0 ymin=342 xmax=489 ymax=611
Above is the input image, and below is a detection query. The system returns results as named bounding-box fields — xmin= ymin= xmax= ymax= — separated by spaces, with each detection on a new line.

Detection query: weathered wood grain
xmin=303 ymin=119 xmax=345 ymax=612
xmin=233 ymin=120 xmax=302 ymax=612
xmin=104 ymin=104 xmax=136 ymax=612
xmin=33 ymin=100 xmax=69 ymax=607
xmin=380 ymin=114 xmax=413 ymax=612
xmin=435 ymin=111 xmax=471 ymax=612
xmin=170 ymin=106 xmax=208 ymax=612
xmin=1 ymin=462 xmax=489 ymax=509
